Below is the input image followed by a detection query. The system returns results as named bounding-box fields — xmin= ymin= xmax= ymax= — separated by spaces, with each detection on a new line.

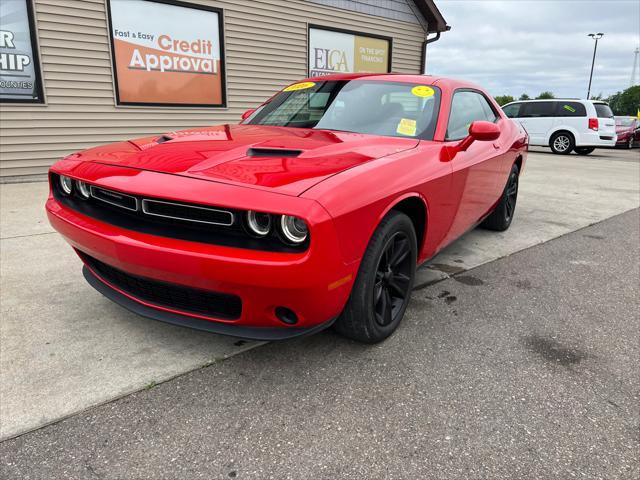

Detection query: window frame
xmin=307 ymin=24 xmax=393 ymax=77
xmin=105 ymin=0 xmax=227 ymax=108
xmin=445 ymin=88 xmax=500 ymax=141
xmin=0 ymin=0 xmax=45 ymax=104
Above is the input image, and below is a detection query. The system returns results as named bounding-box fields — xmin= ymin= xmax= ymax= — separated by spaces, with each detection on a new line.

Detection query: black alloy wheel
xmin=334 ymin=210 xmax=417 ymax=343
xmin=373 ymin=232 xmax=413 ymax=327
xmin=481 ymin=163 xmax=520 ymax=231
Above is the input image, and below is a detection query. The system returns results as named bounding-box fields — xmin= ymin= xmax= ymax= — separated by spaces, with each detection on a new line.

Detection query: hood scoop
xmin=156 ymin=135 xmax=173 ymax=144
xmin=247 ymin=147 xmax=302 ymax=158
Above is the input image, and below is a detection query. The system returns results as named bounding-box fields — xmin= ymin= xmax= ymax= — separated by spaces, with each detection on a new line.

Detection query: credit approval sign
xmin=308 ymin=26 xmax=391 ymax=78
xmin=107 ymin=0 xmax=225 ymax=107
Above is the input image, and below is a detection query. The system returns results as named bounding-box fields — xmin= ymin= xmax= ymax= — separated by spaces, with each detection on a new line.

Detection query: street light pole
xmin=587 ymin=33 xmax=604 ymax=99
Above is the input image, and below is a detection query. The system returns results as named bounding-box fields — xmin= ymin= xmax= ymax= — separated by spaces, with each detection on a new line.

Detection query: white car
xmin=501 ymin=99 xmax=617 ymax=155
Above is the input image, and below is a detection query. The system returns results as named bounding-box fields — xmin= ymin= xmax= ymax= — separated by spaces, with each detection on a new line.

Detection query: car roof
xmin=506 ymin=99 xmax=608 ymax=104
xmin=293 ymin=73 xmax=487 ymax=92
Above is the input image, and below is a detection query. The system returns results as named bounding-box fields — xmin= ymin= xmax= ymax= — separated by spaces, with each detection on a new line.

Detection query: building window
xmin=308 ymin=25 xmax=391 ymax=78
xmin=0 ymin=0 xmax=44 ymax=104
xmin=106 ymin=0 xmax=226 ymax=108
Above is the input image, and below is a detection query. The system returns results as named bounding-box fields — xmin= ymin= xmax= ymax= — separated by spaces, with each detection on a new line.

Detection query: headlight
xmin=280 ymin=215 xmax=308 ymax=244
xmin=246 ymin=211 xmax=272 ymax=237
xmin=59 ymin=175 xmax=73 ymax=195
xmin=76 ymin=180 xmax=90 ymax=199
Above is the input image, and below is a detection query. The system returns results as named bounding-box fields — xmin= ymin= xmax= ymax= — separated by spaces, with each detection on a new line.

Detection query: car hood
xmin=82 ymin=124 xmax=419 ymax=196
xmin=615 ymin=126 xmax=633 ymax=133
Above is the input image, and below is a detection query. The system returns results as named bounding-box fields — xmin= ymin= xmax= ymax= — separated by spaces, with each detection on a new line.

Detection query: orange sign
xmin=108 ymin=0 xmax=225 ymax=107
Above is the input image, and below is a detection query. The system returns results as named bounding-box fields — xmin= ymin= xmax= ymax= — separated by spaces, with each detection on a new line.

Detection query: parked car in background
xmin=502 ymin=99 xmax=616 ymax=155
xmin=46 ymin=74 xmax=528 ymax=344
xmin=614 ymin=116 xmax=639 ymax=148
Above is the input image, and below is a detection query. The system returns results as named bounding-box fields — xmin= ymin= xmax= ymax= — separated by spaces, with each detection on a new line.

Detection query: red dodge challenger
xmin=46 ymin=74 xmax=528 ymax=343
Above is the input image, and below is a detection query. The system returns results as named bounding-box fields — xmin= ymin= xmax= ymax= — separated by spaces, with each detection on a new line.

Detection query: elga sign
xmin=0 ymin=0 xmax=44 ymax=103
xmin=107 ymin=0 xmax=226 ymax=107
xmin=308 ymin=26 xmax=390 ymax=77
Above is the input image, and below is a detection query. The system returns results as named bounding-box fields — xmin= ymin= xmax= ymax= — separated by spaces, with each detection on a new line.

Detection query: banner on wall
xmin=0 ymin=0 xmax=44 ymax=103
xmin=308 ymin=26 xmax=391 ymax=77
xmin=107 ymin=0 xmax=225 ymax=107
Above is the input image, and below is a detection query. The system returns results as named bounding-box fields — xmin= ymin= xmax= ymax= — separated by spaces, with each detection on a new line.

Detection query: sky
xmin=426 ymin=0 xmax=640 ymax=99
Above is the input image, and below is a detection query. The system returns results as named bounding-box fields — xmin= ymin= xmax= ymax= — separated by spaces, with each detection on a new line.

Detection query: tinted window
xmin=249 ymin=80 xmax=441 ymax=140
xmin=446 ymin=91 xmax=497 ymax=140
xmin=502 ymin=103 xmax=521 ymax=118
xmin=594 ymin=103 xmax=614 ymax=118
xmin=520 ymin=101 xmax=556 ymax=118
xmin=557 ymin=102 xmax=586 ymax=117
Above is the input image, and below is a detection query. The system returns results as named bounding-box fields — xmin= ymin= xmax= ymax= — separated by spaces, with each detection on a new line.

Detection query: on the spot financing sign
xmin=308 ymin=26 xmax=390 ymax=77
xmin=108 ymin=0 xmax=225 ymax=107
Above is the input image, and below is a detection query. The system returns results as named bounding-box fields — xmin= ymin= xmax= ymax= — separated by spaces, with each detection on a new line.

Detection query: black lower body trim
xmin=82 ymin=266 xmax=336 ymax=341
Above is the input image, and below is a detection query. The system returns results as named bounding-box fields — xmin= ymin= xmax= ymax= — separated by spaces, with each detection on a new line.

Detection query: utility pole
xmin=632 ymin=47 xmax=639 ymax=87
xmin=587 ymin=33 xmax=604 ymax=99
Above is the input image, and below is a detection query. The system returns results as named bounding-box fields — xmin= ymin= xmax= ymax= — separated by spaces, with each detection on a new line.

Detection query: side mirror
xmin=458 ymin=121 xmax=501 ymax=151
xmin=241 ymin=108 xmax=256 ymax=121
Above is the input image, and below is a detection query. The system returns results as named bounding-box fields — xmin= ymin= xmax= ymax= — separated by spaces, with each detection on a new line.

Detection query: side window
xmin=558 ymin=102 xmax=586 ymax=117
xmin=502 ymin=103 xmax=521 ymax=118
xmin=446 ymin=91 xmax=497 ymax=140
xmin=520 ymin=101 xmax=556 ymax=118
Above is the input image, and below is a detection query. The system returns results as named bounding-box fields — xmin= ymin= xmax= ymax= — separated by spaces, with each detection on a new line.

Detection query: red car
xmin=615 ymin=116 xmax=639 ymax=148
xmin=46 ymin=74 xmax=527 ymax=343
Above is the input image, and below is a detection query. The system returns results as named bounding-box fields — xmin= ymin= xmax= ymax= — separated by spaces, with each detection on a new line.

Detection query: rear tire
xmin=550 ymin=131 xmax=574 ymax=154
xmin=334 ymin=210 xmax=417 ymax=343
xmin=574 ymin=147 xmax=595 ymax=155
xmin=481 ymin=163 xmax=519 ymax=231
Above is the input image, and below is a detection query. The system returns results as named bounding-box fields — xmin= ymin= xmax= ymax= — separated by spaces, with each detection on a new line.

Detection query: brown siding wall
xmin=0 ymin=0 xmax=426 ymax=178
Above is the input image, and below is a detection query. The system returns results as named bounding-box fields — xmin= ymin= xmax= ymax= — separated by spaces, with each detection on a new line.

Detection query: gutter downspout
xmin=422 ymin=29 xmax=447 ymax=74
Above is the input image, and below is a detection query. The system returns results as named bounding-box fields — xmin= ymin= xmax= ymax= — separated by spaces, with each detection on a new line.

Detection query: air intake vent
xmin=156 ymin=135 xmax=173 ymax=144
xmin=247 ymin=147 xmax=302 ymax=158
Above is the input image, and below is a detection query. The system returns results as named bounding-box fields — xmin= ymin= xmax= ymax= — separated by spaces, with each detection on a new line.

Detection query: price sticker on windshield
xmin=397 ymin=118 xmax=417 ymax=136
xmin=283 ymin=82 xmax=316 ymax=92
xmin=411 ymin=86 xmax=435 ymax=98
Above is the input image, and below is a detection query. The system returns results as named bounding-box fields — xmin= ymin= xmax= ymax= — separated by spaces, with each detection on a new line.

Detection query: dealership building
xmin=0 ymin=0 xmax=448 ymax=179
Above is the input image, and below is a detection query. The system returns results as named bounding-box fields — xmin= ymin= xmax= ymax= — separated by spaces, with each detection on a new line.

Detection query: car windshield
xmin=615 ymin=117 xmax=635 ymax=127
xmin=246 ymin=80 xmax=441 ymax=140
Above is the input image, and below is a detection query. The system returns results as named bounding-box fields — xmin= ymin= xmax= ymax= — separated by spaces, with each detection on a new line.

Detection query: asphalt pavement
xmin=2 ymin=208 xmax=638 ymax=480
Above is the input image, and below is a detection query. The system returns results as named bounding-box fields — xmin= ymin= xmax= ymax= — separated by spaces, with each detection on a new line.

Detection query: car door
xmin=518 ymin=101 xmax=556 ymax=145
xmin=443 ymin=90 xmax=506 ymax=245
xmin=593 ymin=103 xmax=616 ymax=140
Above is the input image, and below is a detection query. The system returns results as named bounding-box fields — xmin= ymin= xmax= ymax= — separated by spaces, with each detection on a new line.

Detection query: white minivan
xmin=501 ymin=99 xmax=617 ymax=155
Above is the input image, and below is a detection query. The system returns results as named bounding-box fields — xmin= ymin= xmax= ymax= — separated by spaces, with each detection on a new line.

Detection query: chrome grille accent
xmin=141 ymin=199 xmax=235 ymax=226
xmin=90 ymin=186 xmax=138 ymax=211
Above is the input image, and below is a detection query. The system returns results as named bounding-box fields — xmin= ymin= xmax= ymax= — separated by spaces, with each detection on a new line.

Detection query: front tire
xmin=628 ymin=137 xmax=634 ymax=149
xmin=481 ymin=163 xmax=519 ymax=231
xmin=334 ymin=211 xmax=417 ymax=343
xmin=550 ymin=131 xmax=574 ymax=154
xmin=574 ymin=147 xmax=595 ymax=155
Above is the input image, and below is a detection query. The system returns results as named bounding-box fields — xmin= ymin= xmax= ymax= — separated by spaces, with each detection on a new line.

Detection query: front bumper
xmin=46 ymin=166 xmax=357 ymax=338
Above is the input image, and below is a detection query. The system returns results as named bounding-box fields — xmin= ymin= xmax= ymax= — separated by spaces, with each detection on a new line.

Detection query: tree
xmin=536 ymin=91 xmax=555 ymax=99
xmin=494 ymin=95 xmax=515 ymax=106
xmin=607 ymin=86 xmax=640 ymax=116
xmin=519 ymin=93 xmax=530 ymax=100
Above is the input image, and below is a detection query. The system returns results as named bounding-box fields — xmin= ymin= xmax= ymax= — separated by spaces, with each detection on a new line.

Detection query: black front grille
xmin=50 ymin=173 xmax=308 ymax=253
xmin=80 ymin=251 xmax=242 ymax=320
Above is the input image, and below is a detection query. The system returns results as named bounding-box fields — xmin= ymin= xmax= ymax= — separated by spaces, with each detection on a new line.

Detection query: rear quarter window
xmin=594 ymin=103 xmax=614 ymax=118
xmin=557 ymin=102 xmax=586 ymax=117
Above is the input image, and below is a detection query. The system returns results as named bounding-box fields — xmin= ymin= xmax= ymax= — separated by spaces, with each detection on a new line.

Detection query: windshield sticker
xmin=283 ymin=81 xmax=316 ymax=92
xmin=563 ymin=104 xmax=576 ymax=113
xmin=396 ymin=118 xmax=417 ymax=136
xmin=411 ymin=86 xmax=435 ymax=98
